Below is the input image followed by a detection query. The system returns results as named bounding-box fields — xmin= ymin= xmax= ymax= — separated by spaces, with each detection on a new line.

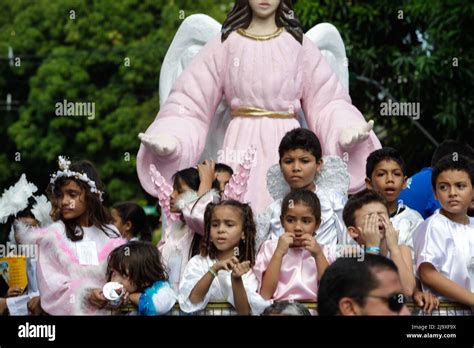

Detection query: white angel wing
xmin=159 ymin=14 xmax=221 ymax=103
xmin=159 ymin=14 xmax=231 ymax=162
xmin=305 ymin=23 xmax=349 ymax=93
xmin=266 ymin=155 xmax=350 ymax=201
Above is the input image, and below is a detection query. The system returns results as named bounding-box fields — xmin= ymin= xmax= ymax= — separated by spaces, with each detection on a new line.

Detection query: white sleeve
xmin=178 ymin=256 xmax=213 ymax=313
xmin=413 ymin=219 xmax=447 ymax=273
xmin=317 ymin=189 xmax=346 ymax=247
xmin=152 ymin=283 xmax=177 ymax=315
xmin=242 ymin=270 xmax=272 ymax=315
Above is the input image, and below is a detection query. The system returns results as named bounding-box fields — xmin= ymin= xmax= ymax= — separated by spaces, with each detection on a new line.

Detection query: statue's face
xmin=248 ymin=0 xmax=280 ymax=20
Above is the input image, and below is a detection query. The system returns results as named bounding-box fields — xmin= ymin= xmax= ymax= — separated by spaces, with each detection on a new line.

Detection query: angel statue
xmin=137 ymin=0 xmax=381 ymax=213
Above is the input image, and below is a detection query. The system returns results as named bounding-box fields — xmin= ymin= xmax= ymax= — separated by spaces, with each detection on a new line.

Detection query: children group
xmin=0 ymin=128 xmax=473 ymax=316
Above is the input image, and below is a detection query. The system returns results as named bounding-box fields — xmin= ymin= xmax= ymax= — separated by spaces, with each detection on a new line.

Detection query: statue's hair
xmin=221 ymin=0 xmax=303 ymax=44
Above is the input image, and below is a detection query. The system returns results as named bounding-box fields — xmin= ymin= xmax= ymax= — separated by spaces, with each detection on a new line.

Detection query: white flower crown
xmin=50 ymin=156 xmax=104 ymax=201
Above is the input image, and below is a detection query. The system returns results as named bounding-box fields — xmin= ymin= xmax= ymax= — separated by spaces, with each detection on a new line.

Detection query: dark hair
xmin=221 ymin=0 xmax=304 ymax=44
xmin=173 ymin=167 xmax=201 ymax=258
xmin=317 ymin=254 xmax=398 ymax=316
xmin=278 ymin=128 xmax=322 ymax=162
xmin=431 ymin=140 xmax=474 ymax=167
xmin=262 ymin=301 xmax=311 ymax=316
xmin=107 ymin=242 xmax=168 ymax=292
xmin=112 ymin=202 xmax=152 ymax=241
xmin=366 ymin=147 xmax=406 ymax=178
xmin=342 ymin=189 xmax=388 ymax=228
xmin=212 ymin=163 xmax=234 ymax=192
xmin=281 ymin=189 xmax=321 ymax=223
xmin=201 ymin=200 xmax=256 ymax=265
xmin=215 ymin=163 xmax=234 ymax=176
xmin=431 ymin=155 xmax=474 ymax=189
xmin=4 ymin=196 xmax=36 ymax=242
xmin=172 ymin=167 xmax=200 ymax=192
xmin=47 ymin=160 xmax=118 ymax=241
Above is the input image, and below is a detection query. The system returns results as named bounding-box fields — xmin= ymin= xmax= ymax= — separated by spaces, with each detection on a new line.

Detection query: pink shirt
xmin=254 ymin=239 xmax=330 ymax=301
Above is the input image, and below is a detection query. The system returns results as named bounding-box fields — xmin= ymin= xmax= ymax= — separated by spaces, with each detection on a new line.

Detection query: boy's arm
xmin=384 ymin=217 xmax=417 ymax=296
xmin=419 ymin=263 xmax=474 ymax=307
xmin=390 ymin=245 xmax=416 ymax=297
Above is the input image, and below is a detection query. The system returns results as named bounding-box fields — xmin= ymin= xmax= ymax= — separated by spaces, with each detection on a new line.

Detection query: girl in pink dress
xmin=254 ymin=189 xmax=330 ymax=304
xmin=137 ymin=0 xmax=381 ymax=213
xmin=16 ymin=157 xmax=126 ymax=315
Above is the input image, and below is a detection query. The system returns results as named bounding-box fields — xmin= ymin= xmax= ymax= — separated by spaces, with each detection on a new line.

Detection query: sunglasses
xmin=366 ymin=293 xmax=407 ymax=312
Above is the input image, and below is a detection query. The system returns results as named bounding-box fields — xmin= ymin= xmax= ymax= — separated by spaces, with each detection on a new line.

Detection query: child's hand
xmin=413 ymin=290 xmax=439 ymax=314
xmin=6 ymin=286 xmax=23 ymax=297
xmin=27 ymin=296 xmax=44 ymax=316
xmin=301 ymin=234 xmax=323 ymax=258
xmin=197 ymin=160 xmax=215 ymax=179
xmin=88 ymin=288 xmax=108 ymax=309
xmin=360 ymin=214 xmax=381 ymax=248
xmin=276 ymin=232 xmax=294 ymax=256
xmin=381 ymin=216 xmax=399 ymax=251
xmin=197 ymin=160 xmax=215 ymax=192
xmin=231 ymin=261 xmax=251 ymax=279
xmin=212 ymin=257 xmax=238 ymax=272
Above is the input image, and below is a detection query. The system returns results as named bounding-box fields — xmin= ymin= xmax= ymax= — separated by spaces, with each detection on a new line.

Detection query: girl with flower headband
xmin=16 ymin=157 xmax=126 ymax=315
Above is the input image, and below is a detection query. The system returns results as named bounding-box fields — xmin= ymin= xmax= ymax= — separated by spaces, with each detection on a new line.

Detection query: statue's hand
xmin=139 ymin=132 xmax=178 ymax=156
xmin=338 ymin=120 xmax=374 ymax=149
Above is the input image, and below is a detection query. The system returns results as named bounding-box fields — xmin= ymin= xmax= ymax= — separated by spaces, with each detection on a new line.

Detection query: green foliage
xmin=294 ymin=0 xmax=474 ymax=173
xmin=0 ymin=0 xmax=231 ymax=209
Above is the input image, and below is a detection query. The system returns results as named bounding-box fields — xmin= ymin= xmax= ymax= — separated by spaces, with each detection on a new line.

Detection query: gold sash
xmin=231 ymin=106 xmax=296 ymax=119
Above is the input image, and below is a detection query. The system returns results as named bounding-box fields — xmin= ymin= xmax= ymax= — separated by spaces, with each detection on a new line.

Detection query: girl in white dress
xmin=178 ymin=200 xmax=269 ymax=315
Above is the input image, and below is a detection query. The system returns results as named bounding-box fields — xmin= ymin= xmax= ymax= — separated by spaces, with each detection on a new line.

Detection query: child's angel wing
xmin=315 ymin=155 xmax=350 ymax=196
xmin=222 ymin=145 xmax=257 ymax=202
xmin=305 ymin=23 xmax=349 ymax=93
xmin=149 ymin=164 xmax=181 ymax=223
xmin=266 ymin=155 xmax=350 ymax=201
xmin=159 ymin=14 xmax=231 ymax=162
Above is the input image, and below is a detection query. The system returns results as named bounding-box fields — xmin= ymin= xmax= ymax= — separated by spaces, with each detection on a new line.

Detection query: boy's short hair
xmin=278 ymin=128 xmax=322 ymax=161
xmin=431 ymin=155 xmax=474 ymax=189
xmin=366 ymin=147 xmax=406 ymax=178
xmin=431 ymin=140 xmax=474 ymax=167
xmin=318 ymin=254 xmax=398 ymax=316
xmin=343 ymin=189 xmax=388 ymax=228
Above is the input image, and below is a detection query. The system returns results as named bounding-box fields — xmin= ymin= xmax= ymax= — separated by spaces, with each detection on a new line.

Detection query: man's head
xmin=318 ymin=254 xmax=410 ymax=316
xmin=278 ymin=128 xmax=323 ymax=191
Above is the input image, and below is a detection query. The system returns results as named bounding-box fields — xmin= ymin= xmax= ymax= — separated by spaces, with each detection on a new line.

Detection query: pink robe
xmin=137 ymin=30 xmax=381 ymax=213
xmin=18 ymin=221 xmax=125 ymax=315
xmin=253 ymin=239 xmax=332 ymax=301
